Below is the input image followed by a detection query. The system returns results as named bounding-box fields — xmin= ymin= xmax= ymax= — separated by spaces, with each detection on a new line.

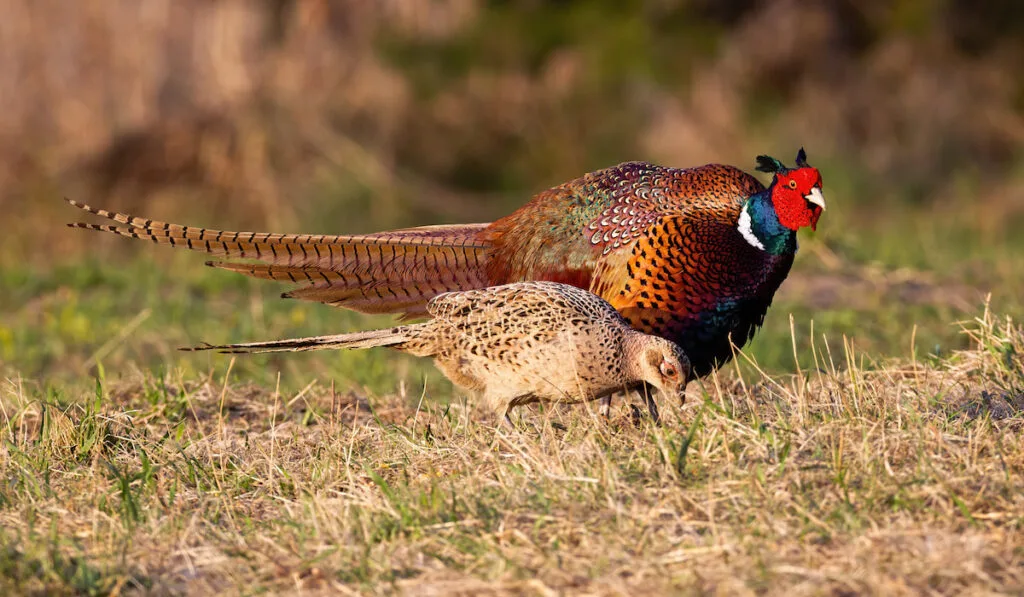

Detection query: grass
xmin=0 ymin=254 xmax=444 ymax=396
xmin=1 ymin=191 xmax=1023 ymax=593
xmin=0 ymin=307 xmax=1021 ymax=594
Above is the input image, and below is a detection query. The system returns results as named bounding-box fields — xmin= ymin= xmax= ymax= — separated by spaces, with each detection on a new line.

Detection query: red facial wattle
xmin=811 ymin=204 xmax=825 ymax=231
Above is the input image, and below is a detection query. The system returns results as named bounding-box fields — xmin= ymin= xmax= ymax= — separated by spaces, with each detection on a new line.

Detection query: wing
xmin=424 ymin=281 xmax=619 ymax=341
xmin=423 ymin=283 xmax=558 ymax=350
xmin=484 ymin=161 xmax=763 ymax=286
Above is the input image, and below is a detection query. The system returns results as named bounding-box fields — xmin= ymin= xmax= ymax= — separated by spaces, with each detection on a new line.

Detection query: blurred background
xmin=2 ymin=0 xmax=1023 ymax=391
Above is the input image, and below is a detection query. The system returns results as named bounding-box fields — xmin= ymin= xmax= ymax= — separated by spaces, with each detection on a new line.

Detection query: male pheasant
xmin=186 ymin=281 xmax=690 ymax=421
xmin=68 ymin=149 xmax=824 ymax=379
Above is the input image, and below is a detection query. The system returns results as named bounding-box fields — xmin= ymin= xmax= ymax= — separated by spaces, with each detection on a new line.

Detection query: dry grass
xmin=1 ymin=307 xmax=1021 ymax=595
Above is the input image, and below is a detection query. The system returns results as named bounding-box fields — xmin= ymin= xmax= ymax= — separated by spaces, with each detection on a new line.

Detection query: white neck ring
xmin=737 ymin=206 xmax=766 ymax=251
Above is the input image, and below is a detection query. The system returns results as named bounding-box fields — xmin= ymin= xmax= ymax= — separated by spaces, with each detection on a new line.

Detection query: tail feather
xmin=66 ymin=198 xmax=495 ymax=314
xmin=182 ymin=326 xmax=417 ymax=354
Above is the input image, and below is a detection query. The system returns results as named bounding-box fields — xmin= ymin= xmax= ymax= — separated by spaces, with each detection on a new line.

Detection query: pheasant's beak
xmin=671 ymin=377 xmax=689 ymax=406
xmin=804 ymin=186 xmax=826 ymax=211
xmin=805 ymin=186 xmax=825 ymax=231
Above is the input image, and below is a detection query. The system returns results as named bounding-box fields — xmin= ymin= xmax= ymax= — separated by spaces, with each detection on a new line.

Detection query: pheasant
xmin=185 ymin=281 xmax=690 ymax=421
xmin=67 ymin=149 xmax=824 ymax=378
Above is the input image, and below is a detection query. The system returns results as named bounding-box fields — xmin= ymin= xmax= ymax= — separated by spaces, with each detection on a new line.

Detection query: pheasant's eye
xmin=659 ymin=361 xmax=678 ymax=378
xmin=788 ymin=179 xmax=798 ymax=190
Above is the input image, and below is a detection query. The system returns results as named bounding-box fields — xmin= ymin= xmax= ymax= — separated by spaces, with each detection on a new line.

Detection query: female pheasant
xmin=68 ymin=149 xmax=824 ymax=378
xmin=185 ymin=281 xmax=690 ymax=422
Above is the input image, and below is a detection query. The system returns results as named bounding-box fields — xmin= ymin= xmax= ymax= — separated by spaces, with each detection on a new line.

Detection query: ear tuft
xmin=755 ymin=155 xmax=786 ymax=174
xmin=795 ymin=147 xmax=809 ymax=168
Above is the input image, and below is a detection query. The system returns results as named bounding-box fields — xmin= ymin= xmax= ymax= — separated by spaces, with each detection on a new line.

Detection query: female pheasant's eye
xmin=788 ymin=179 xmax=798 ymax=189
xmin=659 ymin=361 xmax=677 ymax=378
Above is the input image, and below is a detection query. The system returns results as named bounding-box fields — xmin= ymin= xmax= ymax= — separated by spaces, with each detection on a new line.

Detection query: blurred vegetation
xmin=1 ymin=0 xmax=1023 ymax=389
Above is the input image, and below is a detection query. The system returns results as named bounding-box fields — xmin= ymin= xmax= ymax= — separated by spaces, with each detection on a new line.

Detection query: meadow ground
xmin=1 ymin=198 xmax=1023 ymax=595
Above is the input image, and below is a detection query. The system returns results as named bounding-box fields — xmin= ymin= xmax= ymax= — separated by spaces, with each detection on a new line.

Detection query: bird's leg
xmin=500 ymin=393 xmax=540 ymax=431
xmin=492 ymin=402 xmax=517 ymax=431
xmin=599 ymin=393 xmax=613 ymax=419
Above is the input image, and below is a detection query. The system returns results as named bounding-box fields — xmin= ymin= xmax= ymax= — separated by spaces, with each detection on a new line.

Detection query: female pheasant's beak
xmin=805 ymin=186 xmax=826 ymax=231
xmin=674 ymin=385 xmax=687 ymax=406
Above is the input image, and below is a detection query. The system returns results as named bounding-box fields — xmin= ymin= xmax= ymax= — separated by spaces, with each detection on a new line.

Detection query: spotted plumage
xmin=67 ymin=149 xmax=824 ymax=379
xmin=185 ymin=281 xmax=690 ymax=419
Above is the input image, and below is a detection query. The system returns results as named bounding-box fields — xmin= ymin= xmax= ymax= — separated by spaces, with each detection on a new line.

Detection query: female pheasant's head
xmin=626 ymin=335 xmax=691 ymax=404
xmin=756 ymin=148 xmax=825 ymax=232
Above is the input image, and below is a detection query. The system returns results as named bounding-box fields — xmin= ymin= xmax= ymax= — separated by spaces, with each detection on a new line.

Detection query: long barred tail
xmin=66 ymin=198 xmax=494 ymax=316
xmin=182 ymin=326 xmax=417 ymax=354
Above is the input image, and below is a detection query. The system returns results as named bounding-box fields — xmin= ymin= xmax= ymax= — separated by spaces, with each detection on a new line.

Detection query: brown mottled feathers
xmin=485 ymin=162 xmax=762 ymax=281
xmin=187 ymin=281 xmax=690 ymax=416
